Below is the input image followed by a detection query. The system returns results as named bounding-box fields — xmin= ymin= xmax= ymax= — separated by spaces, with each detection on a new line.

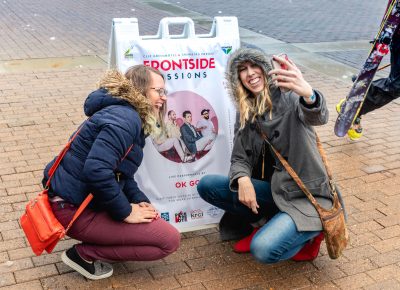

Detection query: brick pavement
xmin=163 ymin=0 xmax=390 ymax=70
xmin=0 ymin=0 xmax=208 ymax=61
xmin=164 ymin=0 xmax=386 ymax=43
xmin=1 ymin=0 xmax=400 ymax=289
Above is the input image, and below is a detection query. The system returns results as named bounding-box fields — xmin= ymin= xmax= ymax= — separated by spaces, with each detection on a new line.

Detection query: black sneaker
xmin=61 ymin=245 xmax=113 ymax=280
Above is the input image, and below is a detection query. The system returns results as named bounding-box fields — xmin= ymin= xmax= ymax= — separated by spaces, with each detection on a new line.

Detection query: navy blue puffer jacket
xmin=43 ymin=88 xmax=149 ymax=221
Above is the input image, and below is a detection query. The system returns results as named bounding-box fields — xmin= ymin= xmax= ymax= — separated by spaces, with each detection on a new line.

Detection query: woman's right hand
xmin=238 ymin=176 xmax=259 ymax=214
xmin=268 ymin=55 xmax=313 ymax=99
xmin=124 ymin=203 xmax=158 ymax=223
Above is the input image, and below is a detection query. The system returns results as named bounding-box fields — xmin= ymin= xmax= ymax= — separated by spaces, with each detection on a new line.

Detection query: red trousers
xmin=51 ymin=201 xmax=180 ymax=262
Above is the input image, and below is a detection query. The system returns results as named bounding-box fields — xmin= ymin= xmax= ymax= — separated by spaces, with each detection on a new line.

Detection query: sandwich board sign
xmin=109 ymin=16 xmax=240 ymax=231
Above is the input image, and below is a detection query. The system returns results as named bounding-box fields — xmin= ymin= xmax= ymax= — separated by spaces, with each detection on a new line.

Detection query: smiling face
xmin=238 ymin=61 xmax=265 ymax=96
xmin=146 ymin=71 xmax=167 ymax=114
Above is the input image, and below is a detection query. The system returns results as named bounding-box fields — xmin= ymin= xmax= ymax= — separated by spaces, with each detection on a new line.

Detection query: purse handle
xmin=45 ymin=124 xmax=85 ymax=188
xmin=44 ymin=120 xmax=134 ymax=232
xmin=256 ymin=122 xmax=340 ymax=214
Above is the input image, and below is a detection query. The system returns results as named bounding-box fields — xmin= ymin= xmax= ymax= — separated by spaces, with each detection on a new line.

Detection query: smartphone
xmin=271 ymin=53 xmax=289 ymax=92
xmin=271 ymin=53 xmax=289 ymax=70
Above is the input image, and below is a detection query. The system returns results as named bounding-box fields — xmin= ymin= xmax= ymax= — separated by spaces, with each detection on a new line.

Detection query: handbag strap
xmin=256 ymin=122 xmax=338 ymax=213
xmin=65 ymin=193 xmax=93 ymax=232
xmin=45 ymin=124 xmax=85 ymax=188
xmin=44 ymin=120 xmax=134 ymax=232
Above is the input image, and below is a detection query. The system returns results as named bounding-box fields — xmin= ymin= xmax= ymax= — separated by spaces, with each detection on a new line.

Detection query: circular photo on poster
xmin=152 ymin=90 xmax=218 ymax=163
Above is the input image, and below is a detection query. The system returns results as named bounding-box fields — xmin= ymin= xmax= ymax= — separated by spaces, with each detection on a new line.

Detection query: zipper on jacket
xmin=116 ymin=172 xmax=121 ymax=182
xmin=261 ymin=143 xmax=265 ymax=179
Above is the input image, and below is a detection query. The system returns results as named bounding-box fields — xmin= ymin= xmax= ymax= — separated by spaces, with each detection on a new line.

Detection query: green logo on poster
xmin=124 ymin=48 xmax=134 ymax=59
xmin=221 ymin=46 xmax=232 ymax=54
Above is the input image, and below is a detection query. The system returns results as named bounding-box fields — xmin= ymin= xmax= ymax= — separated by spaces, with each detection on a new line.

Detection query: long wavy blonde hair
xmin=98 ymin=65 xmax=166 ymax=136
xmin=237 ymin=71 xmax=273 ymax=129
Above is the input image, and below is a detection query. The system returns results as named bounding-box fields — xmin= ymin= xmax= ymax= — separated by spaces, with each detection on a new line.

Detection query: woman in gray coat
xmin=197 ymin=48 xmax=340 ymax=263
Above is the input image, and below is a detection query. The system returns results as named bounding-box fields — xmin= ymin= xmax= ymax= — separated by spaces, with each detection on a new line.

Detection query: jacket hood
xmin=84 ymin=88 xmax=128 ymax=116
xmin=226 ymin=48 xmax=276 ymax=108
xmin=84 ymin=70 xmax=151 ymax=118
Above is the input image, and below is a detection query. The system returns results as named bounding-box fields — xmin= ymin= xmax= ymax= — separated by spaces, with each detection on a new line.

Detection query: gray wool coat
xmin=227 ymin=48 xmax=343 ymax=232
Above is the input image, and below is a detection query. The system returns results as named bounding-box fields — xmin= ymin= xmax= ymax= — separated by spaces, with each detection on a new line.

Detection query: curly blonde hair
xmin=98 ymin=65 xmax=166 ymax=136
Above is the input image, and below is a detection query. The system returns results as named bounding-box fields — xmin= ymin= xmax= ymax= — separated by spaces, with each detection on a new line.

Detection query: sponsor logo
xmin=207 ymin=206 xmax=220 ymax=218
xmin=160 ymin=212 xmax=170 ymax=222
xmin=124 ymin=46 xmax=134 ymax=59
xmin=190 ymin=209 xmax=204 ymax=220
xmin=221 ymin=46 xmax=232 ymax=55
xmin=175 ymin=211 xmax=187 ymax=223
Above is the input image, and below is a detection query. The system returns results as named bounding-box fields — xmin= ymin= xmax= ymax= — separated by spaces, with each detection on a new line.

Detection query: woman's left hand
xmin=138 ymin=201 xmax=154 ymax=209
xmin=138 ymin=202 xmax=160 ymax=220
xmin=268 ymin=55 xmax=313 ymax=98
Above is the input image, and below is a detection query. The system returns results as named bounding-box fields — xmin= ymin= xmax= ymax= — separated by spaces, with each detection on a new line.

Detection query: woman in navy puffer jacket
xmin=43 ymin=65 xmax=180 ymax=280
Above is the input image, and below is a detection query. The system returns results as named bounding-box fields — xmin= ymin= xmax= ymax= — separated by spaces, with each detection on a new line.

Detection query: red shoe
xmin=233 ymin=227 xmax=260 ymax=253
xmin=292 ymin=232 xmax=324 ymax=261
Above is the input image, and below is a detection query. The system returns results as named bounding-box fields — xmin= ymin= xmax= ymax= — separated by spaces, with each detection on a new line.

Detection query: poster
xmin=109 ymin=17 xmax=240 ymax=231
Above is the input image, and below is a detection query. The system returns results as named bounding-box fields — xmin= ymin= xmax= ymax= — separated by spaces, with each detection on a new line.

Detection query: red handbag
xmin=20 ymin=125 xmax=93 ymax=256
xmin=20 ymin=189 xmax=92 ymax=255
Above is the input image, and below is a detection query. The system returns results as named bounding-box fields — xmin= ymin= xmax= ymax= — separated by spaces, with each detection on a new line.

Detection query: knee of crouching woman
xmin=196 ymin=175 xmax=214 ymax=201
xmin=165 ymin=227 xmax=181 ymax=254
xmin=250 ymin=236 xmax=281 ymax=264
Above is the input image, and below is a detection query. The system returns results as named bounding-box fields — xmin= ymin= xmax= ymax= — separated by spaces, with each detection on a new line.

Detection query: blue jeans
xmin=197 ymin=175 xmax=321 ymax=263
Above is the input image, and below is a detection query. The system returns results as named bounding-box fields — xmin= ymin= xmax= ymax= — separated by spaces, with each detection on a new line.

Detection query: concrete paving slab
xmin=291 ymin=40 xmax=372 ymax=53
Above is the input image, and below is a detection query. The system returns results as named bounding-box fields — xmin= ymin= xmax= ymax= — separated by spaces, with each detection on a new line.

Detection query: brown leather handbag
xmin=258 ymin=127 xmax=349 ymax=259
